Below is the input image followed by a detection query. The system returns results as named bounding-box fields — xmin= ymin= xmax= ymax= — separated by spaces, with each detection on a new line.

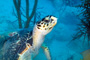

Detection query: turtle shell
xmin=2 ymin=29 xmax=33 ymax=60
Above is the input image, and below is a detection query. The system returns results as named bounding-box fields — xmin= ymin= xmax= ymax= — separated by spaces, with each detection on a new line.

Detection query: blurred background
xmin=0 ymin=0 xmax=90 ymax=60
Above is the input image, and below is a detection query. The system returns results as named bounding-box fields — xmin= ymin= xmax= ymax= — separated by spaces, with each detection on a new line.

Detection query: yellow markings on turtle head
xmin=37 ymin=15 xmax=57 ymax=31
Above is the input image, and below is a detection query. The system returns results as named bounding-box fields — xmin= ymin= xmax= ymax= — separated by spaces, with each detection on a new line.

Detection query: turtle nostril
xmin=47 ymin=24 xmax=49 ymax=26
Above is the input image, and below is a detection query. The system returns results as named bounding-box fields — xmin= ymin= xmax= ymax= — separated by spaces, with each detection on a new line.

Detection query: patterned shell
xmin=3 ymin=29 xmax=33 ymax=60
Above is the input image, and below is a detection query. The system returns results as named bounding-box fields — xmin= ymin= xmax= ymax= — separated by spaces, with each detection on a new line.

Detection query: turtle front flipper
xmin=41 ymin=44 xmax=51 ymax=60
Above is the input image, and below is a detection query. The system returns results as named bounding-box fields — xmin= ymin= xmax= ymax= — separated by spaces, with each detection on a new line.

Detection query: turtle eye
xmin=44 ymin=20 xmax=49 ymax=23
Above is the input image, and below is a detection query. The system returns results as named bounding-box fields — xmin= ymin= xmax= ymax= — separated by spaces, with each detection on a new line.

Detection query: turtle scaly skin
xmin=3 ymin=30 xmax=33 ymax=60
xmin=2 ymin=15 xmax=57 ymax=60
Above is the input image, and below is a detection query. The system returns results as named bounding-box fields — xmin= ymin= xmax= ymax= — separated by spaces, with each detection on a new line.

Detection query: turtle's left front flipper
xmin=41 ymin=44 xmax=51 ymax=60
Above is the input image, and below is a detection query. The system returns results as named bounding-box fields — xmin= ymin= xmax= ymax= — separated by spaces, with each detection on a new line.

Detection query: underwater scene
xmin=0 ymin=0 xmax=90 ymax=60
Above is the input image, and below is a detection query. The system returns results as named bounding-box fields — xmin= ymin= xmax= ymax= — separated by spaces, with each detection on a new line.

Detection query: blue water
xmin=0 ymin=0 xmax=90 ymax=60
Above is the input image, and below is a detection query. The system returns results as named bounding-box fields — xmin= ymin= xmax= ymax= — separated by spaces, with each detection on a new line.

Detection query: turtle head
xmin=36 ymin=15 xmax=57 ymax=35
xmin=33 ymin=15 xmax=57 ymax=49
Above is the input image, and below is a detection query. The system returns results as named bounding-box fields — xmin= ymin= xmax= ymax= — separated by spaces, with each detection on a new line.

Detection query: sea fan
xmin=72 ymin=0 xmax=90 ymax=46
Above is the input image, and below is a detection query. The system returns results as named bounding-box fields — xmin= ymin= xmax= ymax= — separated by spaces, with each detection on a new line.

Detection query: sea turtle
xmin=1 ymin=15 xmax=57 ymax=60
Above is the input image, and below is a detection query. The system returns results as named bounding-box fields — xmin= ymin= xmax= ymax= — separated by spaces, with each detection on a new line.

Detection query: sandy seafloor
xmin=0 ymin=0 xmax=90 ymax=60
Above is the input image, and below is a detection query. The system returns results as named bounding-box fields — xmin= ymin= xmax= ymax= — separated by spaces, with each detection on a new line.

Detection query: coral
xmin=13 ymin=0 xmax=22 ymax=28
xmin=72 ymin=0 xmax=90 ymax=46
xmin=25 ymin=0 xmax=38 ymax=28
xmin=13 ymin=0 xmax=38 ymax=28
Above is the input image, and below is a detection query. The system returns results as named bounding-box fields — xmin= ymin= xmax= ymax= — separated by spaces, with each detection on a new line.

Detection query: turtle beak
xmin=51 ymin=16 xmax=57 ymax=27
xmin=53 ymin=18 xmax=57 ymax=27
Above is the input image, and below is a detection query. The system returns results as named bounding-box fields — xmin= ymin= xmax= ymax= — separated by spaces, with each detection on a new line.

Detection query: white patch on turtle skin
xmin=16 ymin=39 xmax=21 ymax=44
xmin=27 ymin=36 xmax=32 ymax=40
